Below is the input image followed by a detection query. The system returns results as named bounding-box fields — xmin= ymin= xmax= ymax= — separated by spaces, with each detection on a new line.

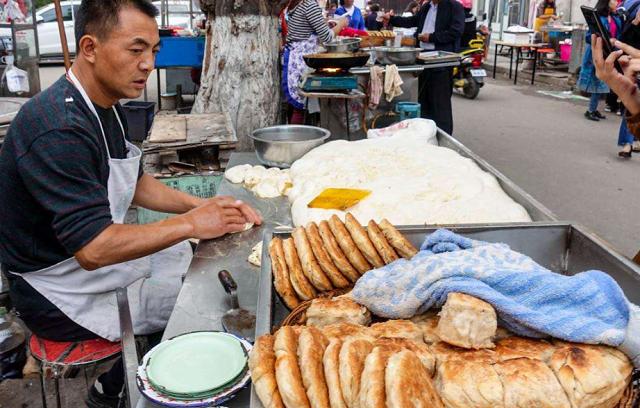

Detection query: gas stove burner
xmin=302 ymin=72 xmax=358 ymax=92
xmin=316 ymin=67 xmax=350 ymax=76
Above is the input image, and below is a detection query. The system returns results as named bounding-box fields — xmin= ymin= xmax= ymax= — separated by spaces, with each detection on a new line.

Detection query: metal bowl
xmin=250 ymin=125 xmax=331 ymax=168
xmin=323 ymin=38 xmax=362 ymax=53
xmin=374 ymin=47 xmax=422 ymax=65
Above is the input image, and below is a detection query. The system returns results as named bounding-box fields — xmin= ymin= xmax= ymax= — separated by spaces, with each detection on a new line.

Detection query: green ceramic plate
xmin=145 ymin=332 xmax=247 ymax=396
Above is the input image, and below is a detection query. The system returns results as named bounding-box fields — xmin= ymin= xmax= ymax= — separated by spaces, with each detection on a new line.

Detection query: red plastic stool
xmin=29 ymin=335 xmax=122 ymax=408
xmin=536 ymin=48 xmax=557 ymax=67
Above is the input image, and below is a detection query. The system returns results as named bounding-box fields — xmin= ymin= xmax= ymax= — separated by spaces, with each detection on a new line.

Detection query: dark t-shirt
xmin=0 ymin=75 xmax=143 ymax=334
xmin=0 ymin=75 xmax=142 ymax=273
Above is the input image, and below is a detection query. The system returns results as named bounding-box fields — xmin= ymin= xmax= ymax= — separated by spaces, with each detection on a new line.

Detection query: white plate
xmin=470 ymin=69 xmax=487 ymax=77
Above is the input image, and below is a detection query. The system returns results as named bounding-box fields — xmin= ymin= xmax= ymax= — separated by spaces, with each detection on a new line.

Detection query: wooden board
xmin=187 ymin=113 xmax=235 ymax=142
xmin=143 ymin=112 xmax=237 ymax=153
xmin=148 ymin=114 xmax=188 ymax=143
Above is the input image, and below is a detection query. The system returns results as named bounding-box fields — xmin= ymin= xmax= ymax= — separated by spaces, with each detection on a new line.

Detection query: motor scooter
xmin=453 ymin=29 xmax=488 ymax=99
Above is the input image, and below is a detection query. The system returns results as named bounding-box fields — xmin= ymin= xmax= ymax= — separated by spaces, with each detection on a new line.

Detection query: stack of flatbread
xmin=268 ymin=213 xmax=418 ymax=309
xmin=250 ymin=293 xmax=635 ymax=408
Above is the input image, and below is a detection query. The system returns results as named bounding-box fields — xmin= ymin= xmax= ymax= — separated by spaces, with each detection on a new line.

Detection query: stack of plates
xmin=137 ymin=331 xmax=252 ymax=407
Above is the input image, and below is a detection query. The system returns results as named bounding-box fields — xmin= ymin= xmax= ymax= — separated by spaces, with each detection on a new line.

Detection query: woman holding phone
xmin=578 ymin=0 xmax=622 ymax=122
xmin=594 ymin=37 xmax=640 ymax=138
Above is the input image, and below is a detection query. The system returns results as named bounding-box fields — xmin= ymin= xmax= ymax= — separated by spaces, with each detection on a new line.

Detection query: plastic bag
xmin=366 ymin=118 xmax=438 ymax=145
xmin=2 ymin=56 xmax=29 ymax=94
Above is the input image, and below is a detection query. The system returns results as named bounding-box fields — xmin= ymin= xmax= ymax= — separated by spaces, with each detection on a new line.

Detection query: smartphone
xmin=581 ymin=5 xmax=623 ymax=72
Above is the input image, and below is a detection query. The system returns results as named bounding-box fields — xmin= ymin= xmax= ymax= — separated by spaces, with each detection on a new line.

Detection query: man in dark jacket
xmin=384 ymin=0 xmax=464 ymax=134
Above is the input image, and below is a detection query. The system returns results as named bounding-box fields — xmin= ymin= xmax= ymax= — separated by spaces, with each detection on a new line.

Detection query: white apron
xmin=10 ymin=70 xmax=193 ymax=341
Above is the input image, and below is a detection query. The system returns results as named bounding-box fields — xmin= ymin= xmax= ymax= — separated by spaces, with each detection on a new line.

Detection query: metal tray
xmin=252 ymin=222 xmax=640 ymax=407
xmin=418 ymin=50 xmax=462 ymax=65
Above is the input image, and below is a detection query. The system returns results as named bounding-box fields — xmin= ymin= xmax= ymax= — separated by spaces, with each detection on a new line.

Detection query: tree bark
xmin=194 ymin=0 xmax=282 ymax=151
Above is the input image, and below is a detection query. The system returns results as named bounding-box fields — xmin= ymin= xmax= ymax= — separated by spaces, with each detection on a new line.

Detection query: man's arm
xmin=430 ymin=1 xmax=465 ymax=46
xmin=389 ymin=11 xmax=419 ymax=28
xmin=133 ymin=173 xmax=204 ymax=214
xmin=75 ymin=196 xmax=262 ymax=270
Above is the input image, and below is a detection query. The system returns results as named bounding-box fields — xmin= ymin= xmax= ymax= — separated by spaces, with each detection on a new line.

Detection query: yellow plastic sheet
xmin=307 ymin=188 xmax=371 ymax=211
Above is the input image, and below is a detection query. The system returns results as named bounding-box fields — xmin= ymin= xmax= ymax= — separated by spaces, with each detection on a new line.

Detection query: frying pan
xmin=303 ymin=52 xmax=370 ymax=70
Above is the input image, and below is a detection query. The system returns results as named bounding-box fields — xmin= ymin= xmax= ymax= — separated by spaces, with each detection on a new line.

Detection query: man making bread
xmin=0 ymin=1 xmax=261 ymax=406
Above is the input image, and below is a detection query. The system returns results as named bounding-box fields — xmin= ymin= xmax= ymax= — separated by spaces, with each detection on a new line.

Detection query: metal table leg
xmin=344 ymin=98 xmax=351 ymax=141
xmin=509 ymin=46 xmax=514 ymax=79
xmin=493 ymin=43 xmax=498 ymax=79
xmin=514 ymin=47 xmax=520 ymax=85
xmin=157 ymin=69 xmax=162 ymax=111
xmin=532 ymin=50 xmax=538 ymax=85
xmin=117 ymin=288 xmax=140 ymax=408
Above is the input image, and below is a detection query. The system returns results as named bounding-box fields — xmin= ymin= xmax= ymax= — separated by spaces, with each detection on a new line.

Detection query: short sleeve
xmin=17 ymin=128 xmax=113 ymax=254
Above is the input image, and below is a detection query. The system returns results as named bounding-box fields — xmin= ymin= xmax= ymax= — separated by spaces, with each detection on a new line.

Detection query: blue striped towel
xmin=352 ymin=229 xmax=640 ymax=367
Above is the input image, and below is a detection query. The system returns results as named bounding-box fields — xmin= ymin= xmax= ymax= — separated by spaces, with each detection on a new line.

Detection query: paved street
xmin=453 ymin=78 xmax=640 ymax=258
xmin=37 ymin=66 xmax=640 ymax=258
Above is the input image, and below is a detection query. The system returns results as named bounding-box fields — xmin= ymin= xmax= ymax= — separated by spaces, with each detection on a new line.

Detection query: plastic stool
xmin=395 ymin=102 xmax=421 ymax=121
xmin=29 ymin=335 xmax=122 ymax=408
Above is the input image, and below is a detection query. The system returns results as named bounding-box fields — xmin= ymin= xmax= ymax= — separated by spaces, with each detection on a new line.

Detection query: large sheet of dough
xmin=288 ymin=131 xmax=531 ymax=227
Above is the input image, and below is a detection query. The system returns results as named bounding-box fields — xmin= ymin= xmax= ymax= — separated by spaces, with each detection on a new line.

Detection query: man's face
xmin=92 ymin=7 xmax=160 ymax=101
xmin=344 ymin=0 xmax=354 ymax=7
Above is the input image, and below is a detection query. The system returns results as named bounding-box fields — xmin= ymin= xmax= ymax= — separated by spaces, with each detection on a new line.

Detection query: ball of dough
xmin=224 ymin=164 xmax=252 ymax=184
xmin=244 ymin=165 xmax=267 ymax=187
xmin=253 ymin=177 xmax=281 ymax=198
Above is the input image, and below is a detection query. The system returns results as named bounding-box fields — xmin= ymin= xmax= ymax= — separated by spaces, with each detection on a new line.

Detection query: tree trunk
xmin=194 ymin=0 xmax=281 ymax=151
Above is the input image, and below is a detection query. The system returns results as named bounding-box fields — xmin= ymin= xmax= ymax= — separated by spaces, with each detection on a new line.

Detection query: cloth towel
xmin=368 ymin=65 xmax=385 ymax=109
xmin=384 ymin=64 xmax=403 ymax=102
xmin=352 ymin=228 xmax=640 ymax=367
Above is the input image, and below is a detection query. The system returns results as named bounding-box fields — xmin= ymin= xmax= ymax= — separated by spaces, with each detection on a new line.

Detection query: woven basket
xmin=279 ymin=288 xmax=352 ymax=328
xmin=619 ymin=370 xmax=639 ymax=408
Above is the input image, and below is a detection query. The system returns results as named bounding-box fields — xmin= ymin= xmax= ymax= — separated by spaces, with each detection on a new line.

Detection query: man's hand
xmin=632 ymin=10 xmax=640 ymax=26
xmin=418 ymin=32 xmax=430 ymax=42
xmin=336 ymin=16 xmax=349 ymax=30
xmin=592 ymin=36 xmax=640 ymax=115
xmin=183 ymin=196 xmax=262 ymax=240
xmin=382 ymin=10 xmax=394 ymax=23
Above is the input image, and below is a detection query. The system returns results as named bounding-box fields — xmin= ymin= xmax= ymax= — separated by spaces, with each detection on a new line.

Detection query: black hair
xmin=75 ymin=0 xmax=158 ymax=45
xmin=404 ymin=0 xmax=419 ymax=13
xmin=370 ymin=3 xmax=380 ymax=11
xmin=594 ymin=0 xmax=611 ymax=15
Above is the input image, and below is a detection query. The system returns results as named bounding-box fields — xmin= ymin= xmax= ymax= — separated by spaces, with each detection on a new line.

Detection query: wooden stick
xmin=52 ymin=0 xmax=71 ymax=71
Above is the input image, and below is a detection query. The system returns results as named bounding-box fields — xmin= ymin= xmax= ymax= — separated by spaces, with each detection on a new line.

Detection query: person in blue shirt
xmin=335 ymin=0 xmax=366 ymax=30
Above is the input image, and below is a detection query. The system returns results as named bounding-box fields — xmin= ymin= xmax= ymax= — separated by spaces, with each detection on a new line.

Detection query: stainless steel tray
xmin=252 ymin=222 xmax=640 ymax=407
xmin=418 ymin=50 xmax=461 ymax=65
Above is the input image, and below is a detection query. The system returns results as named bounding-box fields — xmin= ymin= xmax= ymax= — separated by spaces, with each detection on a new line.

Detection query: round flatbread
xmin=297 ymin=327 xmax=331 ymax=408
xmin=378 ymin=219 xmax=418 ymax=259
xmin=339 ymin=337 xmax=374 ymax=407
xmin=269 ymin=238 xmax=300 ymax=310
xmin=318 ymin=221 xmax=360 ymax=283
xmin=344 ymin=213 xmax=385 ymax=269
xmin=305 ymin=223 xmax=350 ymax=289
xmin=324 ymin=339 xmax=348 ymax=408
xmin=328 ymin=215 xmax=371 ymax=275
xmin=274 ymin=327 xmax=311 ymax=408
xmin=282 ymin=238 xmax=317 ymax=301
xmin=386 ymin=350 xmax=444 ymax=408
xmin=249 ymin=334 xmax=285 ymax=408
xmin=367 ymin=220 xmax=399 ymax=265
xmin=292 ymin=227 xmax=333 ymax=292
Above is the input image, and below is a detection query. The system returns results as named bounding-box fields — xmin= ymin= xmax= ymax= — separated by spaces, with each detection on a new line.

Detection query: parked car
xmin=5 ymin=0 xmax=202 ymax=59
